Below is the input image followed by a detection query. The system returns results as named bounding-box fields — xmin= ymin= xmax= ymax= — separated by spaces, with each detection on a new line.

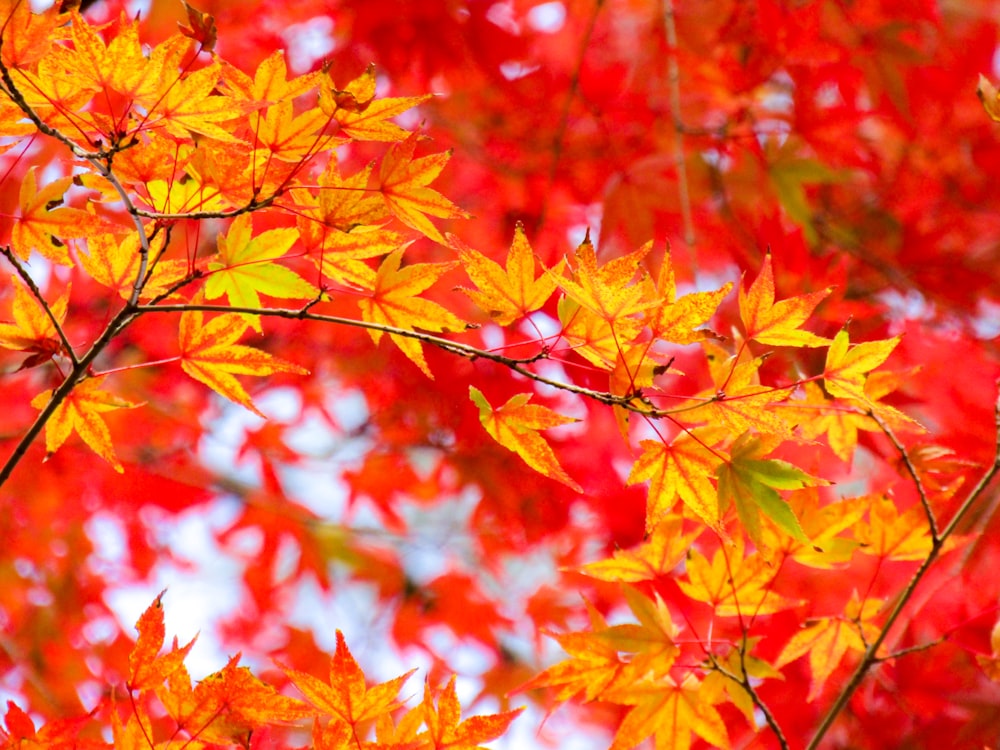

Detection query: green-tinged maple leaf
xmin=596 ymin=586 xmax=680 ymax=680
xmin=555 ymin=234 xmax=654 ymax=325
xmin=605 ymin=673 xmax=730 ymax=750
xmin=127 ymin=593 xmax=195 ymax=692
xmin=759 ymin=489 xmax=867 ymax=568
xmin=0 ymin=277 xmax=69 ymax=366
xmin=178 ymin=307 xmax=308 ymax=417
xmin=378 ymin=133 xmax=469 ymax=242
xmin=627 ymin=429 xmax=727 ymax=534
xmin=30 ymin=376 xmax=141 ymax=472
xmin=322 ymin=65 xmax=432 ymax=142
xmin=823 ymin=328 xmax=901 ymax=404
xmin=12 ymin=167 xmax=104 ymax=265
xmin=739 ymin=253 xmax=832 ymax=347
xmin=420 ymin=675 xmax=523 ymax=749
xmin=775 ymin=591 xmax=884 ymax=701
xmin=204 ymin=215 xmax=317 ymax=331
xmin=717 ymin=432 xmax=828 ymax=548
xmin=646 ymin=246 xmax=732 ymax=343
xmin=578 ymin=515 xmax=702 ymax=582
xmin=678 ymin=538 xmax=804 ymax=617
xmin=281 ymin=630 xmax=414 ymax=726
xmin=469 ymin=386 xmax=582 ymax=492
xmin=357 ymin=248 xmax=465 ymax=377
xmin=451 ymin=225 xmax=562 ymax=326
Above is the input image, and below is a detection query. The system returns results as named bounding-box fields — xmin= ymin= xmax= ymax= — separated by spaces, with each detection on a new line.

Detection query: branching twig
xmin=0 ymin=246 xmax=78 ymax=365
xmin=870 ymin=409 xmax=938 ymax=540
xmin=806 ymin=383 xmax=1000 ymax=750
xmin=709 ymin=643 xmax=789 ymax=750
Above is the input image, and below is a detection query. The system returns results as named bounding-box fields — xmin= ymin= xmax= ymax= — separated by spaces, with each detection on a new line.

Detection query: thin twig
xmin=870 ymin=409 xmax=938 ymax=540
xmin=0 ymin=246 xmax=78 ymax=365
xmin=663 ymin=0 xmax=695 ymax=250
xmin=806 ymin=383 xmax=1000 ymax=749
xmin=710 ymin=643 xmax=789 ymax=750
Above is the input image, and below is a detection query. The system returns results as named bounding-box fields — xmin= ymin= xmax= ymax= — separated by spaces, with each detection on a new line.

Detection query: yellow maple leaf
xmin=646 ymin=246 xmax=732 ymax=343
xmin=451 ymin=224 xmax=561 ymax=326
xmin=420 ymin=675 xmax=523 ymax=748
xmin=578 ymin=515 xmax=703 ymax=582
xmin=204 ymin=215 xmax=317 ymax=330
xmin=30 ymin=376 xmax=140 ymax=472
xmin=78 ymin=231 xmax=186 ymax=301
xmin=357 ymin=248 xmax=465 ymax=377
xmin=178 ymin=308 xmax=308 ymax=417
xmin=469 ymin=386 xmax=582 ymax=492
xmin=321 ymin=65 xmax=432 ymax=142
xmin=555 ymin=234 xmax=654 ymax=326
xmin=678 ymin=537 xmax=804 ymax=617
xmin=739 ymin=253 xmax=832 ymax=347
xmin=378 ymin=133 xmax=470 ymax=243
xmin=823 ymin=327 xmax=901 ymax=404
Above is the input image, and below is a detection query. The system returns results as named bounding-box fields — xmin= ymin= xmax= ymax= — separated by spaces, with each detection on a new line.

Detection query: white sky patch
xmin=282 ymin=16 xmax=337 ymax=74
xmin=527 ymin=2 xmax=566 ymax=33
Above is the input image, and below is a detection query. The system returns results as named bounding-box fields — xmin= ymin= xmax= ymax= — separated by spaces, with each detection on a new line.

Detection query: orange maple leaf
xmin=775 ymin=591 xmax=884 ymax=701
xmin=469 ymin=386 xmax=582 ymax=492
xmin=378 ymin=133 xmax=470 ymax=243
xmin=420 ymin=675 xmax=523 ymax=749
xmin=739 ymin=253 xmax=832 ymax=347
xmin=605 ymin=673 xmax=730 ymax=750
xmin=126 ymin=593 xmax=195 ymax=692
xmin=178 ymin=307 xmax=308 ymax=417
xmin=451 ymin=224 xmax=561 ymax=326
xmin=627 ymin=428 xmax=727 ymax=533
xmin=555 ymin=235 xmax=654 ymax=326
xmin=322 ymin=64 xmax=432 ymax=142
xmin=578 ymin=515 xmax=703 ymax=582
xmin=281 ymin=630 xmax=414 ymax=727
xmin=678 ymin=538 xmax=804 ymax=618
xmin=646 ymin=246 xmax=732 ymax=344
xmin=0 ymin=277 xmax=69 ymax=365
xmin=357 ymin=248 xmax=465 ymax=377
xmin=30 ymin=376 xmax=141 ymax=472
xmin=78 ymin=231 xmax=186 ymax=301
xmin=11 ymin=167 xmax=103 ymax=265
xmin=853 ymin=493 xmax=951 ymax=561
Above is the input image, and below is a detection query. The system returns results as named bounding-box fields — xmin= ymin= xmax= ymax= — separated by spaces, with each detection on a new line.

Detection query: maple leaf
xmin=222 ymin=49 xmax=322 ymax=103
xmin=322 ymin=64 xmax=432 ymax=142
xmin=281 ymin=630 xmax=414 ymax=727
xmin=126 ymin=593 xmax=195 ymax=692
xmin=0 ymin=277 xmax=69 ymax=366
xmin=823 ymin=327 xmax=901 ymax=404
xmin=357 ymin=248 xmax=465 ymax=377
xmin=522 ymin=601 xmax=625 ymax=702
xmin=717 ymin=432 xmax=828 ymax=549
xmin=702 ymin=639 xmax=783 ymax=730
xmin=11 ymin=167 xmax=103 ymax=265
xmin=758 ymin=489 xmax=868 ymax=569
xmin=597 ymin=586 xmax=681 ymax=681
xmin=978 ymin=74 xmax=1000 ymax=122
xmin=79 ymin=231 xmax=187 ymax=301
xmin=646 ymin=246 xmax=732 ymax=343
xmin=204 ymin=215 xmax=317 ymax=331
xmin=555 ymin=234 xmax=654 ymax=326
xmin=605 ymin=673 xmax=730 ymax=750
xmin=678 ymin=538 xmax=803 ymax=617
xmin=30 ymin=376 xmax=141 ymax=472
xmin=557 ymin=296 xmax=644 ymax=370
xmin=852 ymin=494 xmax=952 ymax=561
xmin=178 ymin=307 xmax=308 ymax=417
xmin=378 ymin=133 xmax=470 ymax=243
xmin=144 ymin=60 xmax=255 ymax=143
xmin=627 ymin=428 xmax=727 ymax=533
xmin=252 ymin=99 xmax=335 ymax=164
xmin=578 ymin=514 xmax=702 ymax=582
xmin=450 ymin=225 xmax=561 ymax=326
xmin=469 ymin=386 xmax=582 ymax=492
xmin=739 ymin=253 xmax=832 ymax=347
xmin=419 ymin=675 xmax=523 ymax=749
xmin=178 ymin=0 xmax=218 ymax=51
xmin=775 ymin=591 xmax=884 ymax=701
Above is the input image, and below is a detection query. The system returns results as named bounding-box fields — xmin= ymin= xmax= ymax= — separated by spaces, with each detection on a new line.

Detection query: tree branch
xmin=806 ymin=382 xmax=1000 ymax=749
xmin=870 ymin=409 xmax=938 ymax=540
